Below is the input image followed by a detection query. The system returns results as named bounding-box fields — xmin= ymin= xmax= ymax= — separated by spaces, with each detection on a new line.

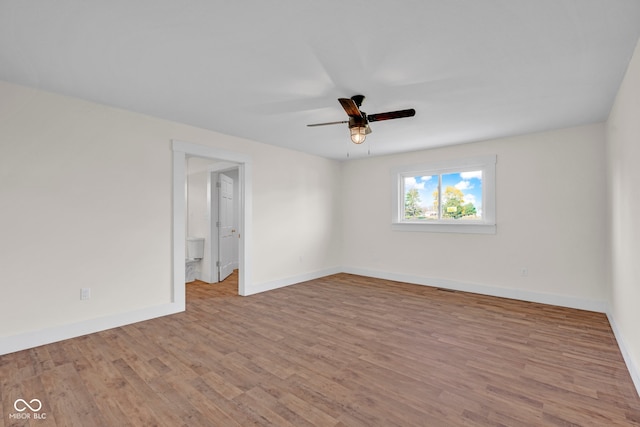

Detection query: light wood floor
xmin=1 ymin=272 xmax=639 ymax=426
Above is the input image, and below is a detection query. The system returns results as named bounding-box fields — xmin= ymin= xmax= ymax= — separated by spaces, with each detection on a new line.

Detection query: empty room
xmin=1 ymin=1 xmax=640 ymax=425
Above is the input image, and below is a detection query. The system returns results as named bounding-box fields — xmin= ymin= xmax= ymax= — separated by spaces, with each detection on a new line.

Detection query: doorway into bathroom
xmin=186 ymin=158 xmax=240 ymax=284
xmin=172 ymin=140 xmax=252 ymax=300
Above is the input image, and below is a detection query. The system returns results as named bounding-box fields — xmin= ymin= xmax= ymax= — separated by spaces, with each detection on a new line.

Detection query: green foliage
xmin=462 ymin=203 xmax=477 ymax=217
xmin=404 ymin=188 xmax=423 ymax=219
xmin=409 ymin=185 xmax=478 ymax=220
xmin=441 ymin=186 xmax=463 ymax=218
xmin=441 ymin=186 xmax=477 ymax=219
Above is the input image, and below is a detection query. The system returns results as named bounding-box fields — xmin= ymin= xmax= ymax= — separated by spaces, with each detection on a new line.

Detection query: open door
xmin=218 ymin=173 xmax=235 ymax=282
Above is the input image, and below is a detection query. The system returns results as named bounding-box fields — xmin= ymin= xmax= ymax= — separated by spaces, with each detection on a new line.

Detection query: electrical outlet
xmin=520 ymin=268 xmax=529 ymax=277
xmin=80 ymin=288 xmax=91 ymax=300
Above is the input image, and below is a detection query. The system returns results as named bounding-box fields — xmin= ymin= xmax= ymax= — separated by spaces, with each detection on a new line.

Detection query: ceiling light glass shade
xmin=350 ymin=126 xmax=367 ymax=144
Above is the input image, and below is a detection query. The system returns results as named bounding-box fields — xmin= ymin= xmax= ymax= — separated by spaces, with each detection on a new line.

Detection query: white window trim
xmin=391 ymin=155 xmax=496 ymax=234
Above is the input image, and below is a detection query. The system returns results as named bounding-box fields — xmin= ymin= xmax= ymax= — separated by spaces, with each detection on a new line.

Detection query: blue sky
xmin=405 ymin=170 xmax=483 ymax=214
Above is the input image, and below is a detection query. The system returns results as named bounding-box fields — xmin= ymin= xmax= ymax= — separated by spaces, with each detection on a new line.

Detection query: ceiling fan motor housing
xmin=348 ymin=115 xmax=367 ymax=129
xmin=351 ymin=94 xmax=365 ymax=107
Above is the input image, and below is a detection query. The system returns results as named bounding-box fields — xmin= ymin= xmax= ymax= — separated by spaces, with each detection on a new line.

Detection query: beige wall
xmin=251 ymin=142 xmax=342 ymax=284
xmin=341 ymin=123 xmax=608 ymax=309
xmin=607 ymin=38 xmax=640 ymax=391
xmin=0 ymin=81 xmax=342 ymax=341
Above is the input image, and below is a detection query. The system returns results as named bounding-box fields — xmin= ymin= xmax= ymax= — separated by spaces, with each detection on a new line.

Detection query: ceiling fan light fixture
xmin=307 ymin=94 xmax=415 ymax=145
xmin=350 ymin=126 xmax=367 ymax=144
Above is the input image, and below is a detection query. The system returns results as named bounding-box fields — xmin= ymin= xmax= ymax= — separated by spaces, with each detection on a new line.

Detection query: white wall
xmin=0 ymin=81 xmax=342 ymax=352
xmin=342 ymin=123 xmax=608 ymax=310
xmin=606 ymin=38 xmax=640 ymax=393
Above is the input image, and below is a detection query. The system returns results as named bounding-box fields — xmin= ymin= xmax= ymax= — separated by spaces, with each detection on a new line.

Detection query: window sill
xmin=392 ymin=222 xmax=496 ymax=234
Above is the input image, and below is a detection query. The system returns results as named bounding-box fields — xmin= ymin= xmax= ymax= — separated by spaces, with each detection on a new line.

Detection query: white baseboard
xmin=342 ymin=267 xmax=607 ymax=313
xmin=0 ymin=302 xmax=184 ymax=356
xmin=244 ymin=266 xmax=342 ymax=296
xmin=606 ymin=311 xmax=640 ymax=398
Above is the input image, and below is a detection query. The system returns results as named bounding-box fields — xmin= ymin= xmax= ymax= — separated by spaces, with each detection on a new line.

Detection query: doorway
xmin=172 ymin=140 xmax=252 ymax=306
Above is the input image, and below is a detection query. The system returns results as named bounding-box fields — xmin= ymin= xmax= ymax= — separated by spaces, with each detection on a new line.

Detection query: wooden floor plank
xmin=1 ymin=271 xmax=639 ymax=426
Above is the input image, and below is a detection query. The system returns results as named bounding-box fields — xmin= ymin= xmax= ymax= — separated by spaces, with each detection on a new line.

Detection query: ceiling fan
xmin=307 ymin=95 xmax=416 ymax=144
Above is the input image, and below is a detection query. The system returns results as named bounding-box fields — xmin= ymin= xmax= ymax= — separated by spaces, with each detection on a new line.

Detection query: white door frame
xmin=172 ymin=140 xmax=252 ymax=306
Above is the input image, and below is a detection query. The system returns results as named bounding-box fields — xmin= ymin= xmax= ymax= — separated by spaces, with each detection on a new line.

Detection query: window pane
xmin=403 ymin=175 xmax=438 ymax=220
xmin=440 ymin=171 xmax=482 ymax=220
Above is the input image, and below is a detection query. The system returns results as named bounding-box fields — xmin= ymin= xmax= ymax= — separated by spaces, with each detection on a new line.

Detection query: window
xmin=391 ymin=155 xmax=496 ymax=234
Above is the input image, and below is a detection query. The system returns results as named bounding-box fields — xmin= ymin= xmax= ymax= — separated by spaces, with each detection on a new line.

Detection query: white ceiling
xmin=1 ymin=1 xmax=640 ymax=160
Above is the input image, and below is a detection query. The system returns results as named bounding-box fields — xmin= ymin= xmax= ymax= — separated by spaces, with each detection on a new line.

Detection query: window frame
xmin=391 ymin=155 xmax=496 ymax=234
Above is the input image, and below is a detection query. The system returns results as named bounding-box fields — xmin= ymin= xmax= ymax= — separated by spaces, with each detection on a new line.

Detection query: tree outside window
xmin=392 ymin=155 xmax=496 ymax=234
xmin=403 ymin=171 xmax=482 ymax=221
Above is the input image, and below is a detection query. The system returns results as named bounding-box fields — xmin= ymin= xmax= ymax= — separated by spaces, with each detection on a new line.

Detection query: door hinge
xmin=216 ymin=261 xmax=220 ymax=267
xmin=216 ymin=181 xmax=221 ymax=188
xmin=216 ymin=221 xmax=220 ymax=228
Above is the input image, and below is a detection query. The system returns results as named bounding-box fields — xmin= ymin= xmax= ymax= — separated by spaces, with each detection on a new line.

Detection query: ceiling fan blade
xmin=367 ymin=108 xmax=416 ymax=122
xmin=307 ymin=120 xmax=349 ymax=127
xmin=338 ymin=98 xmax=362 ymax=117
